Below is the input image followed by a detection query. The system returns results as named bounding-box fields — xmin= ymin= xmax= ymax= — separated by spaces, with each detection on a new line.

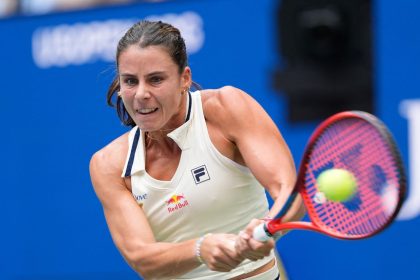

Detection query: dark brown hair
xmin=106 ymin=20 xmax=191 ymax=127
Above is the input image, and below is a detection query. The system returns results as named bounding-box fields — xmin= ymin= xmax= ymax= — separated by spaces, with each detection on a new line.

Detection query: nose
xmin=134 ymin=84 xmax=151 ymax=99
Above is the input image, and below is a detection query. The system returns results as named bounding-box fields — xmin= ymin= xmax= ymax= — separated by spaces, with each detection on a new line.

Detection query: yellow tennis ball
xmin=316 ymin=168 xmax=358 ymax=202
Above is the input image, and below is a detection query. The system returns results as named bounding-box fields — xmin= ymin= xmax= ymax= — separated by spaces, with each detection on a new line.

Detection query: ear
xmin=181 ymin=66 xmax=192 ymax=89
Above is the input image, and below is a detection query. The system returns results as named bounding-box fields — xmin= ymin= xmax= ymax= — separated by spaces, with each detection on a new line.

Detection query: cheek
xmin=162 ymin=93 xmax=182 ymax=112
xmin=120 ymin=96 xmax=134 ymax=113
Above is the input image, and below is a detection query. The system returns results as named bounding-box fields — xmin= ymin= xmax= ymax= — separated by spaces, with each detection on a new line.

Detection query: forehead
xmin=118 ymin=45 xmax=176 ymax=74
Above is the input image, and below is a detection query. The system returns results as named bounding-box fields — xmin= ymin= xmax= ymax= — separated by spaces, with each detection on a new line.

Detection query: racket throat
xmin=264 ymin=222 xmax=275 ymax=237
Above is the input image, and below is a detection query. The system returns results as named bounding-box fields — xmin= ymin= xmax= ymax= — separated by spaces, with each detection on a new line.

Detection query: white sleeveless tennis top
xmin=122 ymin=90 xmax=276 ymax=279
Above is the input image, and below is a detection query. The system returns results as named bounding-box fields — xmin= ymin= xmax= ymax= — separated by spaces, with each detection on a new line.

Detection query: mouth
xmin=136 ymin=108 xmax=158 ymax=115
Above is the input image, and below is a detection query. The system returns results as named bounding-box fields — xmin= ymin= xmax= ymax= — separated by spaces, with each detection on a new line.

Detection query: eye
xmin=124 ymin=77 xmax=138 ymax=87
xmin=149 ymin=76 xmax=163 ymax=85
xmin=126 ymin=78 xmax=137 ymax=86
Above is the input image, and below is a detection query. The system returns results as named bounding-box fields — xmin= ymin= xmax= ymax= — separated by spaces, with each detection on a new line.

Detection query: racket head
xmin=295 ymin=111 xmax=406 ymax=239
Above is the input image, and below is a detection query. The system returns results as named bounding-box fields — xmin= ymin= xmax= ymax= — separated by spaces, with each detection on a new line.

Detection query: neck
xmin=145 ymin=129 xmax=171 ymax=142
xmin=144 ymin=130 xmax=179 ymax=151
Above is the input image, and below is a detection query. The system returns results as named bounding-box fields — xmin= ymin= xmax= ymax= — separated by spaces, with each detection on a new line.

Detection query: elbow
xmin=120 ymin=244 xmax=150 ymax=279
xmin=121 ymin=245 xmax=167 ymax=280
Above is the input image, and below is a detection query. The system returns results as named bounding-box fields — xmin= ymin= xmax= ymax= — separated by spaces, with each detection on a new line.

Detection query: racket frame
xmin=261 ymin=111 xmax=406 ymax=240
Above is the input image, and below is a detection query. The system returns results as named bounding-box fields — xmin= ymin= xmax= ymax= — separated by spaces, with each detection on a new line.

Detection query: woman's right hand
xmin=234 ymin=219 xmax=275 ymax=261
xmin=199 ymin=233 xmax=245 ymax=272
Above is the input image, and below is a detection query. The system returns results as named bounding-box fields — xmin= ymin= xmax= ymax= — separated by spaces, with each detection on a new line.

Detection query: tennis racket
xmin=254 ymin=111 xmax=406 ymax=241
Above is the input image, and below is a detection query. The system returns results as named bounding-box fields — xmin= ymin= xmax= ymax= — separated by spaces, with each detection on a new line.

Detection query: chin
xmin=137 ymin=126 xmax=152 ymax=132
xmin=136 ymin=123 xmax=159 ymax=132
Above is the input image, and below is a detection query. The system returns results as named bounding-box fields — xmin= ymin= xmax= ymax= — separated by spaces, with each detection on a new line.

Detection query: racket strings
xmin=302 ymin=118 xmax=403 ymax=238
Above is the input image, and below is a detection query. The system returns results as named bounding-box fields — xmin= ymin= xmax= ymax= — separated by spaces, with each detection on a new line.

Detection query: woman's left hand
xmin=234 ymin=219 xmax=275 ymax=261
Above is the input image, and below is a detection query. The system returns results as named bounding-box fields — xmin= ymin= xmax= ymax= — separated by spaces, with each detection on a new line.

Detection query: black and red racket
xmin=254 ymin=111 xmax=406 ymax=241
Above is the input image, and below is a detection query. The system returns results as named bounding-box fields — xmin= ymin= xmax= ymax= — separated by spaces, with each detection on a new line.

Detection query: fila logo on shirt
xmin=191 ymin=165 xmax=210 ymax=184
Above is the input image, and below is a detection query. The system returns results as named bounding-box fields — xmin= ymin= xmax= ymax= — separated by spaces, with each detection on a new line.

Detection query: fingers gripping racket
xmin=254 ymin=111 xmax=406 ymax=241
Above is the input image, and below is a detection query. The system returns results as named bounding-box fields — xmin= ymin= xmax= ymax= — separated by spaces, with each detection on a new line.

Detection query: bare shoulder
xmin=201 ymin=85 xmax=248 ymax=106
xmin=201 ymin=86 xmax=254 ymax=122
xmin=200 ymin=86 xmax=265 ymax=148
xmin=89 ymin=132 xmax=130 ymax=182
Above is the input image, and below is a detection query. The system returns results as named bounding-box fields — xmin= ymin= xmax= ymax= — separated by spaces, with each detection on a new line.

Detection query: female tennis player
xmin=89 ymin=20 xmax=305 ymax=279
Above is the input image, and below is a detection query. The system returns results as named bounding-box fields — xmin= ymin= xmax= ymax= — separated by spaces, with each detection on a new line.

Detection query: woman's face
xmin=118 ymin=45 xmax=191 ymax=132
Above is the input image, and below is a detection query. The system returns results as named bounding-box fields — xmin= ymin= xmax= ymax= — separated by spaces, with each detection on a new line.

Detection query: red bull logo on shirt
xmin=166 ymin=194 xmax=189 ymax=213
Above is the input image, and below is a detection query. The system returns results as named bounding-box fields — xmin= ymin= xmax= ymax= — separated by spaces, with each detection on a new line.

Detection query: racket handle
xmin=253 ymin=223 xmax=272 ymax=242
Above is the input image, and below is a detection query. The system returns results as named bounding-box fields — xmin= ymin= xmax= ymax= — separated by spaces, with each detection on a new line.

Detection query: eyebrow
xmin=119 ymin=73 xmax=135 ymax=77
xmin=146 ymin=71 xmax=167 ymax=77
xmin=119 ymin=71 xmax=167 ymax=77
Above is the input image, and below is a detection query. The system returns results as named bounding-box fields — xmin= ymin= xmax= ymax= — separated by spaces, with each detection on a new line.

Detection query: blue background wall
xmin=1 ymin=0 xmax=419 ymax=279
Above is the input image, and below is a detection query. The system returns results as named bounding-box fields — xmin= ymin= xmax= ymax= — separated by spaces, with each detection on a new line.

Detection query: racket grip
xmin=253 ymin=223 xmax=272 ymax=242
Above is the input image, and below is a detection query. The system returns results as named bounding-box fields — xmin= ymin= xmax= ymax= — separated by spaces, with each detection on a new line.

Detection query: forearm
xmin=267 ymin=186 xmax=305 ymax=223
xmin=278 ymin=193 xmax=306 ymax=223
xmin=121 ymin=238 xmax=200 ymax=280
xmin=103 ymin=201 xmax=201 ymax=279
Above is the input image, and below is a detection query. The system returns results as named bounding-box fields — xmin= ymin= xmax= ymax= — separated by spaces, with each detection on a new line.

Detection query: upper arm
xmin=205 ymin=86 xmax=296 ymax=199
xmin=89 ymin=137 xmax=155 ymax=257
